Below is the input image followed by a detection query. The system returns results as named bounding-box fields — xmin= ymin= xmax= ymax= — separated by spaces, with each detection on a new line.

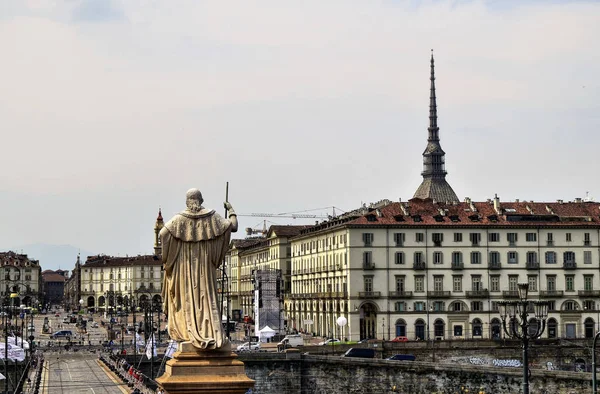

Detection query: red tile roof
xmin=346 ymin=198 xmax=600 ymax=227
xmin=84 ymin=254 xmax=161 ymax=267
xmin=0 ymin=251 xmax=40 ymax=268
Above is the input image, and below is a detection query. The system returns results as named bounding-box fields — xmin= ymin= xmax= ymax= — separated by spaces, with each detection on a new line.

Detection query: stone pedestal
xmin=156 ymin=342 xmax=254 ymax=394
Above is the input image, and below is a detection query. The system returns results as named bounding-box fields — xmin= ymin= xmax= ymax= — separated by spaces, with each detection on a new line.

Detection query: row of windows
xmin=382 ymin=250 xmax=592 ymax=265
xmin=363 ymin=232 xmax=594 ymax=246
xmin=393 ymin=299 xmax=591 ymax=313
xmin=295 ymin=234 xmax=348 ymax=254
xmin=382 ymin=273 xmax=596 ymax=293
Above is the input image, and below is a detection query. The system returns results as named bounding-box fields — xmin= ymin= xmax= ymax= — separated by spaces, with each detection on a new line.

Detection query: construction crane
xmin=237 ymin=212 xmax=329 ymax=219
xmin=237 ymin=206 xmax=341 ymax=220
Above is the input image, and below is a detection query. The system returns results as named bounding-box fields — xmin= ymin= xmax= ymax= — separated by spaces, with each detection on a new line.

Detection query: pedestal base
xmin=155 ymin=342 xmax=255 ymax=394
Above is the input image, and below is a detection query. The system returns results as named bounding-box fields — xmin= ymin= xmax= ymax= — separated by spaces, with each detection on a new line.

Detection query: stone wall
xmin=240 ymin=352 xmax=593 ymax=394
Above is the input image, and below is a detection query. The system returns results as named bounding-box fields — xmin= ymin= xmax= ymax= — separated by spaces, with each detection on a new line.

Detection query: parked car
xmin=90 ymin=322 xmax=98 ymax=328
xmin=236 ymin=342 xmax=261 ymax=351
xmin=27 ymin=325 xmax=35 ymax=332
xmin=62 ymin=317 xmax=70 ymax=324
xmin=342 ymin=348 xmax=376 ymax=358
xmin=391 ymin=336 xmax=409 ymax=343
xmin=318 ymin=339 xmax=341 ymax=346
xmin=50 ymin=330 xmax=74 ymax=340
xmin=386 ymin=354 xmax=416 ymax=361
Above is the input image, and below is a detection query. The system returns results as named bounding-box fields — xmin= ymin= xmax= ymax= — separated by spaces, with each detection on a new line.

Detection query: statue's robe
xmin=160 ymin=209 xmax=232 ymax=349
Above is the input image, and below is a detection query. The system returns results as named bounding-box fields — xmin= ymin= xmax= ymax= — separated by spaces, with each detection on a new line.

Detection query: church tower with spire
xmin=413 ymin=52 xmax=459 ymax=203
xmin=154 ymin=208 xmax=164 ymax=256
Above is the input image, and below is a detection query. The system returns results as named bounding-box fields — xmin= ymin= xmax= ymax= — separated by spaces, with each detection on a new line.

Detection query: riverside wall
xmin=239 ymin=345 xmax=594 ymax=394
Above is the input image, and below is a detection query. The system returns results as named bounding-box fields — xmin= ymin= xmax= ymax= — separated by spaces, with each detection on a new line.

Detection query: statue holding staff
xmin=160 ymin=188 xmax=237 ymax=350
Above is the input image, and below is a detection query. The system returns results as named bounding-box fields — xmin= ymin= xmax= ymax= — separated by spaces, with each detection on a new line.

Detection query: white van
xmin=277 ymin=335 xmax=304 ymax=351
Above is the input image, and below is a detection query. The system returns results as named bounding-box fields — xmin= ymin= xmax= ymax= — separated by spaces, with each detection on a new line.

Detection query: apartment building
xmin=288 ymin=197 xmax=600 ymax=341
xmin=0 ymin=251 xmax=42 ymax=308
xmin=228 ymin=226 xmax=306 ymax=323
xmin=65 ymin=209 xmax=164 ymax=312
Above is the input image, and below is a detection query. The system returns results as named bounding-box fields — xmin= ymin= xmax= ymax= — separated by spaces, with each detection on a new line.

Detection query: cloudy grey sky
xmin=1 ymin=0 xmax=599 ymax=266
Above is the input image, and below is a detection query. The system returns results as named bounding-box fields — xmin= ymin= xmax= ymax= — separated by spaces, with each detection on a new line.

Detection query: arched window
xmin=414 ymin=319 xmax=425 ymax=340
xmin=547 ymin=318 xmax=558 ymax=338
xmin=395 ymin=319 xmax=406 ymax=337
xmin=585 ymin=318 xmax=595 ymax=339
xmin=434 ymin=319 xmax=445 ymax=339
xmin=490 ymin=318 xmax=501 ymax=339
xmin=472 ymin=319 xmax=483 ymax=337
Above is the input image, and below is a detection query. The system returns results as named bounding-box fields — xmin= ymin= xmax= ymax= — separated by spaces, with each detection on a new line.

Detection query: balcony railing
xmin=502 ymin=290 xmax=520 ymax=298
xmin=358 ymin=291 xmax=381 ymax=298
xmin=578 ymin=290 xmax=600 ymax=297
xmin=363 ymin=262 xmax=376 ymax=270
xmin=451 ymin=262 xmax=464 ymax=270
xmin=333 ymin=292 xmax=348 ymax=298
xmin=546 ymin=240 xmax=554 ymax=246
xmin=428 ymin=291 xmax=451 ymax=298
xmin=488 ymin=262 xmax=501 ymax=270
xmin=540 ymin=290 xmax=564 ymax=298
xmin=466 ymin=290 xmax=489 ymax=298
xmin=388 ymin=291 xmax=413 ymax=299
xmin=526 ymin=261 xmax=540 ymax=270
xmin=317 ymin=292 xmax=332 ymax=298
xmin=563 ymin=262 xmax=577 ymax=270
xmin=413 ymin=262 xmax=426 ymax=270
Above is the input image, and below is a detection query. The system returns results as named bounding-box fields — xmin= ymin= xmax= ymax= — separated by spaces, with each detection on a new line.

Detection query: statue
xmin=160 ymin=188 xmax=238 ymax=350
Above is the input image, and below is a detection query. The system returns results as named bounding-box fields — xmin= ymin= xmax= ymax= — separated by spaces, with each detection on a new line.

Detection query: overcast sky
xmin=1 ymin=0 xmax=599 ymax=262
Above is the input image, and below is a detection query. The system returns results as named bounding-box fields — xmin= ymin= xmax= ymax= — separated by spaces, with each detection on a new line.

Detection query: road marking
xmin=65 ymin=359 xmax=74 ymax=381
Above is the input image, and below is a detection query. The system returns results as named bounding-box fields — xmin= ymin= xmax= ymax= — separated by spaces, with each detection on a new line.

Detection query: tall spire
xmin=413 ymin=51 xmax=459 ymax=204
xmin=428 ymin=50 xmax=439 ymax=140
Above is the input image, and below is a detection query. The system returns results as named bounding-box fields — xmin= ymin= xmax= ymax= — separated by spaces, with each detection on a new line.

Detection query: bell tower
xmin=154 ymin=208 xmax=164 ymax=256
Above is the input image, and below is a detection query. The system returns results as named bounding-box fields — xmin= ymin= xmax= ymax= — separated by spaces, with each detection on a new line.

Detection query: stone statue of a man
xmin=160 ymin=188 xmax=238 ymax=350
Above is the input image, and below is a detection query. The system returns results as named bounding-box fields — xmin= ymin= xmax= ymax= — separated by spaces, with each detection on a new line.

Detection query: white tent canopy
xmin=258 ymin=326 xmax=276 ymax=342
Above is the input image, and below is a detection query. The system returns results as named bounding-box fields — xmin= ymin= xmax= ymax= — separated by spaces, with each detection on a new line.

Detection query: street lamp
xmin=336 ymin=316 xmax=347 ymax=343
xmin=498 ymin=283 xmax=548 ymax=394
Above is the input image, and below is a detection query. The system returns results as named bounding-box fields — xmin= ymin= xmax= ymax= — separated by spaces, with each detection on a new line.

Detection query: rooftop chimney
xmin=493 ymin=194 xmax=501 ymax=214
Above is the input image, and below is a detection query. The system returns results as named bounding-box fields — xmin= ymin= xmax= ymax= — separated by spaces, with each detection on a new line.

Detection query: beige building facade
xmin=227 ymin=226 xmax=305 ymax=322
xmin=0 ymin=251 xmax=42 ymax=308
xmin=287 ymin=197 xmax=600 ymax=341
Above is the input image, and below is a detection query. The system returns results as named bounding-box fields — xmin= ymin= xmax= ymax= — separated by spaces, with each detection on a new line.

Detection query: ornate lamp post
xmin=498 ymin=283 xmax=548 ymax=394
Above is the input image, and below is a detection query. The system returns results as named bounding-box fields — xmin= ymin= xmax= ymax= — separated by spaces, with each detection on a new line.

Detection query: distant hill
xmin=4 ymin=244 xmax=93 ymax=273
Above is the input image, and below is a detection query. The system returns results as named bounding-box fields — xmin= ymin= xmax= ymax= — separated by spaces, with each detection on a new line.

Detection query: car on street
xmin=51 ymin=330 xmax=74 ymax=340
xmin=27 ymin=325 xmax=35 ymax=332
xmin=55 ymin=313 xmax=60 ymax=317
xmin=236 ymin=342 xmax=261 ymax=351
xmin=318 ymin=339 xmax=341 ymax=346
xmin=90 ymin=322 xmax=98 ymax=328
xmin=391 ymin=336 xmax=409 ymax=343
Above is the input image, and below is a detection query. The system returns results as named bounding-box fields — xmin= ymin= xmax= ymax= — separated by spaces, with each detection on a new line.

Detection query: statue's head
xmin=185 ymin=188 xmax=204 ymax=212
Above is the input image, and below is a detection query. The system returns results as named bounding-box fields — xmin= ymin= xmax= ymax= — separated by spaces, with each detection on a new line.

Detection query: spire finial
xmin=429 ymin=50 xmax=438 ymax=137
